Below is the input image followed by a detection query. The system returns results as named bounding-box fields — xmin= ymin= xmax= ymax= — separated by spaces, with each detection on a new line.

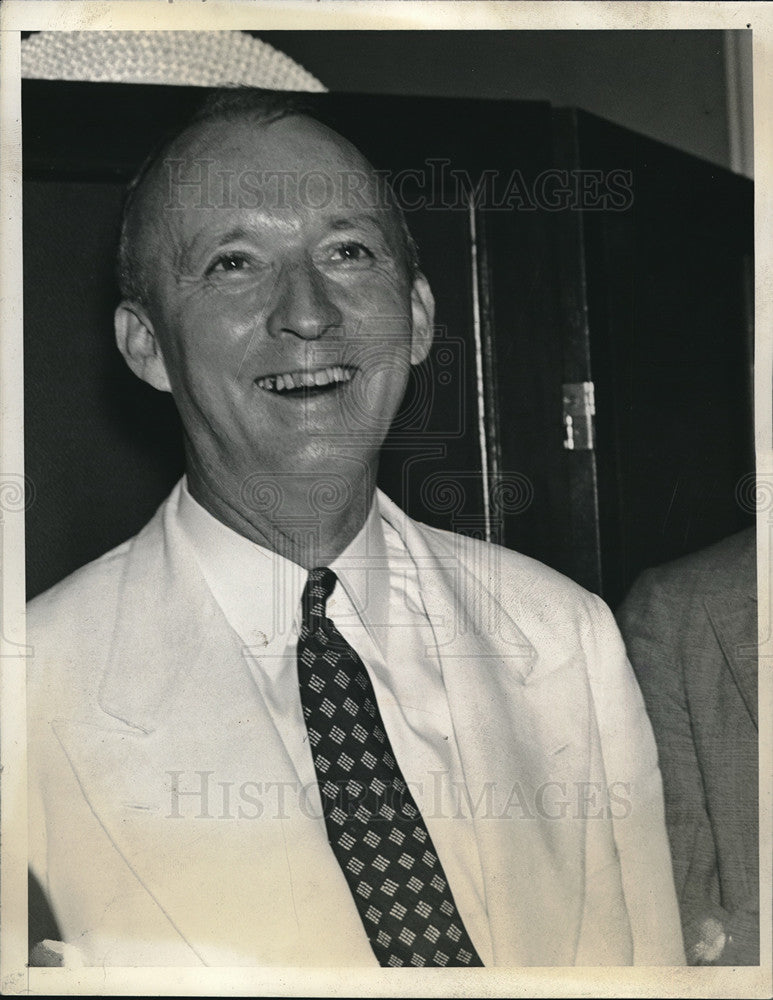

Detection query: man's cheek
xmin=348 ymin=316 xmax=414 ymax=370
xmin=180 ymin=279 xmax=272 ymax=323
xmin=177 ymin=303 xmax=258 ymax=351
xmin=171 ymin=332 xmax=244 ymax=388
xmin=343 ymin=273 xmax=410 ymax=312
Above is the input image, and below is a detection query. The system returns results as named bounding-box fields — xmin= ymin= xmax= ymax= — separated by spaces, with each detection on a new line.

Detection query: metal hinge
xmin=563 ymin=381 xmax=595 ymax=451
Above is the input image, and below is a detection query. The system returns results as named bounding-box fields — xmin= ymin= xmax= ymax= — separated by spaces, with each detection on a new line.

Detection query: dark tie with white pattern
xmin=297 ymin=566 xmax=484 ymax=968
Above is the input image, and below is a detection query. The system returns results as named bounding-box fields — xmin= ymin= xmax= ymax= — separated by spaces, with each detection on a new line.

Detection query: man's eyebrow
xmin=177 ymin=222 xmax=269 ymax=269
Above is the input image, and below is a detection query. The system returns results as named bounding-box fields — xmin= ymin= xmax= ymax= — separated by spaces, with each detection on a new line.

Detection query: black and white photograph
xmin=0 ymin=3 xmax=769 ymax=996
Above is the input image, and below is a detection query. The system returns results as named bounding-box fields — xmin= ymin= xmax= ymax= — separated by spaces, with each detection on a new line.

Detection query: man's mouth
xmin=256 ymin=365 xmax=356 ymax=396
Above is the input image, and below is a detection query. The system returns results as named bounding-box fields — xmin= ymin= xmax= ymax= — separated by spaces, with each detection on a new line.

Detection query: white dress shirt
xmin=176 ymin=478 xmax=494 ymax=965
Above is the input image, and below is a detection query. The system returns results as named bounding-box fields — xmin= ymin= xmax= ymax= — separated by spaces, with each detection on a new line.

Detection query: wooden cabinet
xmin=23 ymin=81 xmax=753 ymax=604
xmin=480 ymin=106 xmax=754 ymax=604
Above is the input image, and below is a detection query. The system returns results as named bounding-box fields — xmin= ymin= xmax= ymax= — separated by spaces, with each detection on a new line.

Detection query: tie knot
xmin=301 ymin=567 xmax=337 ymax=626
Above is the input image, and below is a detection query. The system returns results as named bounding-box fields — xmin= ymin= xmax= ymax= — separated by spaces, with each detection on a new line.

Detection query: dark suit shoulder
xmin=616 ymin=528 xmax=758 ymax=698
xmin=620 ymin=526 xmax=755 ymax=621
xmin=646 ymin=527 xmax=754 ymax=593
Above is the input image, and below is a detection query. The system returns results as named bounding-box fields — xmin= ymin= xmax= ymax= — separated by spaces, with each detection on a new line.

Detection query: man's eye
xmin=207 ymin=253 xmax=251 ymax=275
xmin=330 ymin=242 xmax=374 ymax=264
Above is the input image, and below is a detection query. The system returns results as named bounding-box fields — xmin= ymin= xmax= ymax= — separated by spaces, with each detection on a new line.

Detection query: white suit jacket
xmin=26 ymin=486 xmax=684 ymax=966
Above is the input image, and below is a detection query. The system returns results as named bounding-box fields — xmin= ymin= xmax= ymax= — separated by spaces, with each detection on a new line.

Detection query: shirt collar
xmin=176 ymin=478 xmax=306 ymax=659
xmin=176 ymin=478 xmax=391 ymax=657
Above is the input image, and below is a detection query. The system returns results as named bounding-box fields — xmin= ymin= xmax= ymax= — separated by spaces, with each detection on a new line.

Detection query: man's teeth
xmin=257 ymin=366 xmax=354 ymax=392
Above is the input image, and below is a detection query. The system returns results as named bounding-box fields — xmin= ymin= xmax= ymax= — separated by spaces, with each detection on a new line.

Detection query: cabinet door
xmin=479 ymin=111 xmax=605 ymax=593
xmin=471 ymin=107 xmax=754 ymax=601
xmin=572 ymin=110 xmax=755 ymax=606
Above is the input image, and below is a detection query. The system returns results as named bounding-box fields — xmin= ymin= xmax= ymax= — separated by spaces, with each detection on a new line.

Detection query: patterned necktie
xmin=297 ymin=567 xmax=484 ymax=968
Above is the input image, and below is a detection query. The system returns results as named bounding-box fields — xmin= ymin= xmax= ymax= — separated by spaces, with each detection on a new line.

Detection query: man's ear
xmin=409 ymin=273 xmax=435 ymax=366
xmin=114 ymin=302 xmax=172 ymax=392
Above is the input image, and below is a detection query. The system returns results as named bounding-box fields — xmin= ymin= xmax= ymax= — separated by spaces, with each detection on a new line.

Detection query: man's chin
xmin=230 ymin=446 xmax=378 ymax=517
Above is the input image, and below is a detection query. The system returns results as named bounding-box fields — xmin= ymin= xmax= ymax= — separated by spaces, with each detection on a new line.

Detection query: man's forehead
xmin=168 ymin=114 xmax=377 ymax=182
xmin=146 ymin=113 xmax=394 ymax=218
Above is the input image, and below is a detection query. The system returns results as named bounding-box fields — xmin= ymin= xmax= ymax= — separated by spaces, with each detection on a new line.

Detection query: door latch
xmin=563 ymin=381 xmax=595 ymax=451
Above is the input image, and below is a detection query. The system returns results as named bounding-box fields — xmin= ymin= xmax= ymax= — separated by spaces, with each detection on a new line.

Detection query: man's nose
xmin=265 ymin=260 xmax=343 ymax=341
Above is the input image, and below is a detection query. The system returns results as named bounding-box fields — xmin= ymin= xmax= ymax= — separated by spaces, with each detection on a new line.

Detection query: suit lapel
xmin=62 ymin=492 xmax=375 ymax=965
xmin=704 ymin=592 xmax=758 ymax=729
xmin=53 ymin=682 xmax=374 ymax=965
xmin=96 ymin=494 xmax=222 ymax=734
xmin=379 ymin=493 xmax=590 ymax=965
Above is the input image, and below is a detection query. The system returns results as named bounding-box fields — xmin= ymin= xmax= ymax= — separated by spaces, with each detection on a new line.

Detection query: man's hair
xmin=116 ymin=89 xmax=420 ymax=305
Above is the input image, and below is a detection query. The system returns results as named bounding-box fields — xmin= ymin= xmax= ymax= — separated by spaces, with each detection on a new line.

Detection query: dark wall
xmin=256 ymin=30 xmax=736 ymax=170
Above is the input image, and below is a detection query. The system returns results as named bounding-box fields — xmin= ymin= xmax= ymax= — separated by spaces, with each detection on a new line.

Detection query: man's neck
xmin=185 ymin=465 xmax=376 ymax=570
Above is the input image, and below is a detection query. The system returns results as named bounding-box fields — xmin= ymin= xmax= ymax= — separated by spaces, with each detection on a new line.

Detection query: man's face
xmin=118 ymin=114 xmax=433 ymax=495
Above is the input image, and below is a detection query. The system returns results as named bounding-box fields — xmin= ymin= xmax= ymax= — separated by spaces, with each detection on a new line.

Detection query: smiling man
xmin=114 ymin=97 xmax=433 ymax=570
xmin=26 ymin=91 xmax=684 ymax=968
